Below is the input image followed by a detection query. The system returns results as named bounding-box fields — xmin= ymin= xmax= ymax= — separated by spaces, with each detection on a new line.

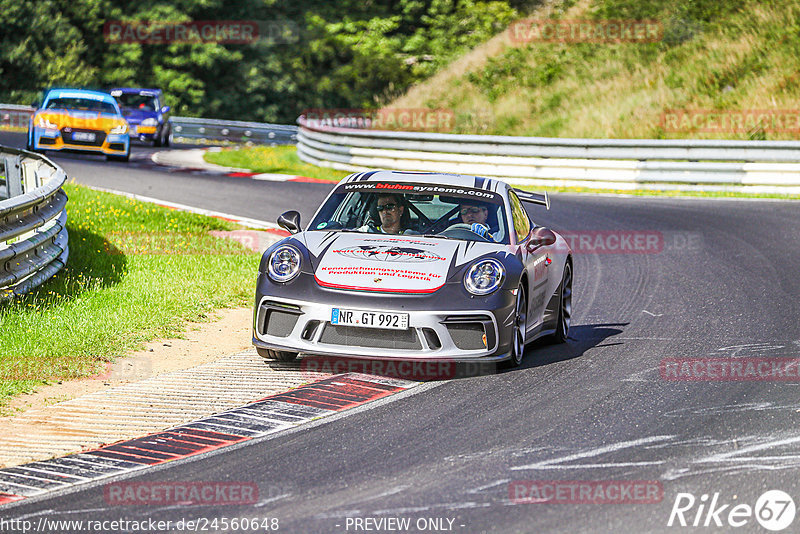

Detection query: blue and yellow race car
xmin=27 ymin=89 xmax=130 ymax=161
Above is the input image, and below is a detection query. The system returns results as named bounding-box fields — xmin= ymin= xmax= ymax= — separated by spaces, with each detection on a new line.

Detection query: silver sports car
xmin=252 ymin=170 xmax=572 ymax=367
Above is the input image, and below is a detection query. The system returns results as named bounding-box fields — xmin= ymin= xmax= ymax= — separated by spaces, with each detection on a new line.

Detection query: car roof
xmin=44 ymin=89 xmax=118 ymax=104
xmin=342 ymin=170 xmax=508 ymax=194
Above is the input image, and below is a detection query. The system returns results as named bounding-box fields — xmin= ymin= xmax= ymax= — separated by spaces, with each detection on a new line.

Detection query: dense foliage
xmin=0 ymin=0 xmax=529 ymax=122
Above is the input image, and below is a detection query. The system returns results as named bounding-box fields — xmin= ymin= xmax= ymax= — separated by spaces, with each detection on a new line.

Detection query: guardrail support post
xmin=3 ymin=156 xmax=22 ymax=198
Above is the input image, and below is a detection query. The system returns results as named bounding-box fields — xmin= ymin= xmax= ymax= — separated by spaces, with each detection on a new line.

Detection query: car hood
xmin=303 ymin=232 xmax=502 ymax=293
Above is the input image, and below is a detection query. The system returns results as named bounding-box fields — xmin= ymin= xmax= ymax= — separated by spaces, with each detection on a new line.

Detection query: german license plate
xmin=72 ymin=132 xmax=96 ymax=142
xmin=331 ymin=308 xmax=409 ymax=330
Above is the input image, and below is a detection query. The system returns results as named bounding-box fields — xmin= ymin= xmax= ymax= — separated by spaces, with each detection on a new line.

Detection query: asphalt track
xmin=4 ymin=132 xmax=800 ymax=532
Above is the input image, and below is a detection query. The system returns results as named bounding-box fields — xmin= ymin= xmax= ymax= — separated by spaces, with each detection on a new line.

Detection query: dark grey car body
xmin=252 ymin=170 xmax=572 ymax=364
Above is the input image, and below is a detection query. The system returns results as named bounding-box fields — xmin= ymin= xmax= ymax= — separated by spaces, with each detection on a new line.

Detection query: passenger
xmin=459 ymin=201 xmax=489 ymax=225
xmin=455 ymin=201 xmax=494 ymax=240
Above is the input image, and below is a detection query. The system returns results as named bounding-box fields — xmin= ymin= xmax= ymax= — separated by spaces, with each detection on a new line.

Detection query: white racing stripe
xmin=83 ymin=185 xmax=285 ymax=231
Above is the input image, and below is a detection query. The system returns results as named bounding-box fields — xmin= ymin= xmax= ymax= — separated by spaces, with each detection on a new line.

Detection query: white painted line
xmin=83 ymin=185 xmax=285 ymax=231
xmin=510 ymin=434 xmax=675 ymax=470
xmin=252 ymin=173 xmax=297 ymax=181
xmin=696 ymin=435 xmax=800 ymax=463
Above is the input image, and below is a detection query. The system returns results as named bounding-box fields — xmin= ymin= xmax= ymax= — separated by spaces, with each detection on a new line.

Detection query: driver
xmin=359 ymin=193 xmax=409 ymax=235
xmin=455 ymin=201 xmax=494 ymax=240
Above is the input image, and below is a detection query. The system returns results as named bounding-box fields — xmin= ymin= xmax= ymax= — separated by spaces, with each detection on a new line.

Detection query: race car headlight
xmin=464 ymin=259 xmax=505 ymax=295
xmin=268 ymin=245 xmax=301 ymax=283
xmin=140 ymin=118 xmax=157 ymax=127
xmin=36 ymin=116 xmax=58 ymax=129
xmin=109 ymin=123 xmax=128 ymax=134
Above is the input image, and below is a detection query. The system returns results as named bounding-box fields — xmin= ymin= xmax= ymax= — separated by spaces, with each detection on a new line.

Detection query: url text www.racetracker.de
xmin=1 ymin=516 xmax=280 ymax=533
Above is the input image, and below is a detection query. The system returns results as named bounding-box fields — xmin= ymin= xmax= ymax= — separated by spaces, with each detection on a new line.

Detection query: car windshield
xmin=308 ymin=181 xmax=510 ymax=244
xmin=115 ymin=93 xmax=157 ymax=111
xmin=45 ymin=97 xmax=118 ymax=114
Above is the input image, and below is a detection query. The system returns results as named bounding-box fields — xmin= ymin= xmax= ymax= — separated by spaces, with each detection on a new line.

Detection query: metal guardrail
xmin=0 ymin=146 xmax=68 ymax=298
xmin=169 ymin=116 xmax=297 ymax=146
xmin=0 ymin=104 xmax=35 ymax=130
xmin=296 ymin=117 xmax=800 ymax=192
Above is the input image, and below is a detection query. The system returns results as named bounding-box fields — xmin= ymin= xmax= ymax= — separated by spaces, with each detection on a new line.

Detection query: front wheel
xmin=257 ymin=347 xmax=298 ymax=362
xmin=502 ymin=284 xmax=527 ymax=368
xmin=551 ymin=261 xmax=572 ymax=343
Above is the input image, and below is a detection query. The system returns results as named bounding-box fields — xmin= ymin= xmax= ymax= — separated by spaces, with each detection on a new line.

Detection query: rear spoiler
xmin=514 ymin=189 xmax=550 ymax=210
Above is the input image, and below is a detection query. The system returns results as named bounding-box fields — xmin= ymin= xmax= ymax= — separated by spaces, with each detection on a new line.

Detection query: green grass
xmin=0 ymin=183 xmax=260 ymax=410
xmin=389 ymin=0 xmax=800 ymax=141
xmin=204 ymin=145 xmax=349 ymax=182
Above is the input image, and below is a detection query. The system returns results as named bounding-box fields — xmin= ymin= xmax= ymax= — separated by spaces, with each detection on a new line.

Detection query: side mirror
xmin=277 ymin=210 xmax=301 ymax=234
xmin=526 ymin=227 xmax=557 ymax=252
xmin=160 ymin=106 xmax=171 ymax=114
xmin=31 ymin=101 xmax=39 ymax=109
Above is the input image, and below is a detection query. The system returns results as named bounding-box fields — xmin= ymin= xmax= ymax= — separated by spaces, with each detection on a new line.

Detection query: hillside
xmin=0 ymin=0 xmax=532 ymax=123
xmin=388 ymin=0 xmax=800 ymax=140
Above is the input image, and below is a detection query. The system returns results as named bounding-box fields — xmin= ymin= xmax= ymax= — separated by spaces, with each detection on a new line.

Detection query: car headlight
xmin=140 ymin=118 xmax=157 ymax=126
xmin=464 ymin=259 xmax=505 ymax=295
xmin=268 ymin=245 xmax=301 ymax=282
xmin=36 ymin=116 xmax=58 ymax=129
xmin=109 ymin=123 xmax=128 ymax=134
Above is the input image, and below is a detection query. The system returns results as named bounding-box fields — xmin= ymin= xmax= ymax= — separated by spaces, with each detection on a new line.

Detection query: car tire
xmin=153 ymin=132 xmax=162 ymax=147
xmin=163 ymin=128 xmax=170 ymax=147
xmin=257 ymin=347 xmax=298 ymax=362
xmin=502 ymin=284 xmax=527 ymax=368
xmin=551 ymin=261 xmax=572 ymax=343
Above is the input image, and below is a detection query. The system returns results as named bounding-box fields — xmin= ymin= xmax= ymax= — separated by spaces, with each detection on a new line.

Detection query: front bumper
xmin=32 ymin=127 xmax=129 ymax=155
xmin=252 ymin=276 xmax=517 ymax=362
xmin=130 ymin=124 xmax=158 ymax=142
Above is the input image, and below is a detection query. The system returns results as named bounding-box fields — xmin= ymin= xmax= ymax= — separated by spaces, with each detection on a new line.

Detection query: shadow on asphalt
xmin=521 ymin=322 xmax=628 ymax=370
xmin=256 ymin=322 xmax=628 ymax=383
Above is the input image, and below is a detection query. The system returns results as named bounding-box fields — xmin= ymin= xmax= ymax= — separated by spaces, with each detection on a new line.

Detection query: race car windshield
xmin=115 ymin=94 xmax=157 ymax=111
xmin=309 ymin=182 xmax=510 ymax=244
xmin=45 ymin=98 xmax=118 ymax=115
